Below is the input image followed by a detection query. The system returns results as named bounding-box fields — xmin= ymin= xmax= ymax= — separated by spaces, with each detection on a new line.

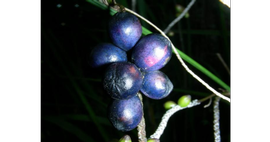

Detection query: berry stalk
xmin=137 ymin=92 xmax=147 ymax=142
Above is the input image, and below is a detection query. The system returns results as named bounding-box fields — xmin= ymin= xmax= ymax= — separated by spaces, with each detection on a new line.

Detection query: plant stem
xmin=149 ymin=90 xmax=228 ymax=140
xmin=150 ymin=99 xmax=201 ymax=139
xmin=199 ymin=91 xmax=230 ymax=103
xmin=216 ymin=53 xmax=230 ymax=75
xmin=137 ymin=92 xmax=147 ymax=142
xmin=199 ymin=94 xmax=216 ymax=103
xmin=163 ymin=0 xmax=196 ymax=34
xmin=213 ymin=97 xmax=221 ymax=142
xmin=125 ymin=7 xmax=230 ymax=103
xmin=132 ymin=0 xmax=136 ymax=12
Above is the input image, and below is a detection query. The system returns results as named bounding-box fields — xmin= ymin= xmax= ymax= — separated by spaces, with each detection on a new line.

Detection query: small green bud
xmin=119 ymin=135 xmax=132 ymax=142
xmin=147 ymin=138 xmax=160 ymax=142
xmin=168 ymin=31 xmax=175 ymax=37
xmin=185 ymin=13 xmax=190 ymax=18
xmin=175 ymin=4 xmax=189 ymax=18
xmin=175 ymin=4 xmax=184 ymax=13
xmin=178 ymin=95 xmax=191 ymax=107
xmin=164 ymin=101 xmax=177 ymax=109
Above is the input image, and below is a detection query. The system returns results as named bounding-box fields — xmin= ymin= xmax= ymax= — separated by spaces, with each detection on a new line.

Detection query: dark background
xmin=41 ymin=0 xmax=230 ymax=141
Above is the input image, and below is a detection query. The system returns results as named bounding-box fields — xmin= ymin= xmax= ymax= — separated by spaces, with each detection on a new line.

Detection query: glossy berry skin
xmin=109 ymin=95 xmax=143 ymax=131
xmin=103 ymin=62 xmax=143 ymax=100
xmin=89 ymin=43 xmax=127 ymax=68
xmin=108 ymin=12 xmax=142 ymax=51
xmin=131 ymin=33 xmax=172 ymax=71
xmin=140 ymin=71 xmax=173 ymax=100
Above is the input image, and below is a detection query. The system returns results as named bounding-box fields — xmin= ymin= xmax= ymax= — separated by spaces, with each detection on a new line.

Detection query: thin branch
xmin=216 ymin=53 xmax=230 ymax=75
xmin=149 ymin=100 xmax=201 ymax=139
xmin=137 ymin=92 xmax=147 ymax=142
xmin=149 ymin=90 xmax=228 ymax=140
xmin=43 ymin=73 xmax=102 ymax=82
xmin=163 ymin=0 xmax=196 ymax=34
xmin=199 ymin=94 xmax=216 ymax=103
xmin=204 ymin=97 xmax=212 ymax=108
xmin=125 ymin=7 xmax=231 ymax=103
xmin=131 ymin=0 xmax=136 ymax=12
xmin=213 ymin=97 xmax=221 ymax=142
xmin=199 ymin=91 xmax=230 ymax=103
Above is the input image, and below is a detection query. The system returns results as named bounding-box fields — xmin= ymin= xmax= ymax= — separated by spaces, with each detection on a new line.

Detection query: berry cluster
xmin=89 ymin=12 xmax=173 ymax=132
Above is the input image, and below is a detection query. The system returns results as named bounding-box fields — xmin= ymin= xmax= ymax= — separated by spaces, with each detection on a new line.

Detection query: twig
xmin=199 ymin=94 xmax=216 ymax=103
xmin=213 ymin=97 xmax=221 ymax=142
xmin=131 ymin=0 xmax=136 ymax=12
xmin=163 ymin=0 xmax=196 ymax=34
xmin=149 ymin=90 xmax=228 ymax=140
xmin=199 ymin=91 xmax=230 ymax=103
xmin=149 ymin=99 xmax=200 ymax=139
xmin=124 ymin=7 xmax=231 ymax=103
xmin=204 ymin=97 xmax=212 ymax=108
xmin=216 ymin=53 xmax=230 ymax=75
xmin=137 ymin=92 xmax=147 ymax=142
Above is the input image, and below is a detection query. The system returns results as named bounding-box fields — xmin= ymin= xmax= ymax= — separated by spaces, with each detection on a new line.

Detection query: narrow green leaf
xmin=44 ymin=114 xmax=111 ymax=126
xmin=43 ymin=117 xmax=95 ymax=142
xmin=218 ymin=2 xmax=230 ymax=56
xmin=173 ymin=88 xmax=209 ymax=97
xmin=142 ymin=27 xmax=152 ymax=35
xmin=44 ymin=29 xmax=109 ymax=141
xmin=174 ymin=48 xmax=230 ymax=91
xmin=178 ymin=29 xmax=230 ymax=36
xmin=137 ymin=0 xmax=148 ymax=29
xmin=71 ymin=75 xmax=109 ymax=141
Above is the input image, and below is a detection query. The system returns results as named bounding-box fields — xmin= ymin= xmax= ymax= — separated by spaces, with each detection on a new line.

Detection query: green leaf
xmin=43 ymin=117 xmax=95 ymax=142
xmin=45 ymin=114 xmax=111 ymax=126
xmin=173 ymin=88 xmax=209 ymax=97
xmin=175 ymin=48 xmax=230 ymax=91
xmin=44 ymin=29 xmax=109 ymax=141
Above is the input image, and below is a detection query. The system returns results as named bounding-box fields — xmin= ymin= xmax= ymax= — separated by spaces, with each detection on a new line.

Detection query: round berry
xmin=108 ymin=12 xmax=142 ymax=51
xmin=103 ymin=62 xmax=143 ymax=100
xmin=147 ymin=139 xmax=160 ymax=142
xmin=178 ymin=95 xmax=191 ymax=107
xmin=109 ymin=95 xmax=143 ymax=131
xmin=119 ymin=135 xmax=132 ymax=142
xmin=164 ymin=101 xmax=177 ymax=110
xmin=140 ymin=70 xmax=173 ymax=100
xmin=88 ymin=43 xmax=127 ymax=68
xmin=131 ymin=33 xmax=172 ymax=71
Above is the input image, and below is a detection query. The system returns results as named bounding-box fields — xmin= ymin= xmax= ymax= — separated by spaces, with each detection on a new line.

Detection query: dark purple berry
xmin=109 ymin=95 xmax=143 ymax=131
xmin=103 ymin=62 xmax=143 ymax=100
xmin=108 ymin=12 xmax=142 ymax=51
xmin=131 ymin=33 xmax=172 ymax=71
xmin=89 ymin=43 xmax=127 ymax=68
xmin=140 ymin=70 xmax=173 ymax=100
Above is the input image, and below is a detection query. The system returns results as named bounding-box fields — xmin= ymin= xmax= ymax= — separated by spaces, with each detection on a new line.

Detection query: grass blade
xmin=175 ymin=48 xmax=230 ymax=90
xmin=43 ymin=117 xmax=95 ymax=142
xmin=44 ymin=114 xmax=111 ymax=126
xmin=44 ymin=29 xmax=109 ymax=141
